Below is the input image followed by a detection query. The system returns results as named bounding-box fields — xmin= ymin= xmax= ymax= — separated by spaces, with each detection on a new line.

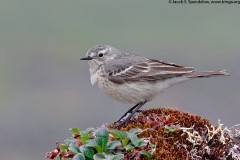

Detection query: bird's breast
xmin=90 ymin=69 xmax=103 ymax=86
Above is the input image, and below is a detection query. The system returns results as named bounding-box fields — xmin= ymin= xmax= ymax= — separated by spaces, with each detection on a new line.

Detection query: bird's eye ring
xmin=98 ymin=53 xmax=103 ymax=57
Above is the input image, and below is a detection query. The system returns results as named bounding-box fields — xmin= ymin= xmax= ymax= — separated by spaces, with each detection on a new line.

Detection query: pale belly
xmin=95 ymin=76 xmax=188 ymax=104
xmin=90 ymin=66 xmax=189 ymax=104
xmin=98 ymin=78 xmax=156 ymax=104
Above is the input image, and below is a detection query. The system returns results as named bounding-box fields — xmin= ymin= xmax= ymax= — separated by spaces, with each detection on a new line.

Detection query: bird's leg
xmin=116 ymin=103 xmax=140 ymax=123
xmin=114 ymin=101 xmax=146 ymax=127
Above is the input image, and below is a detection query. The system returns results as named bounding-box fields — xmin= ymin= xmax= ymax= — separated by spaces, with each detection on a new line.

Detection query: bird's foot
xmin=113 ymin=104 xmax=146 ymax=128
xmin=136 ymin=109 xmax=143 ymax=113
xmin=112 ymin=113 xmax=132 ymax=128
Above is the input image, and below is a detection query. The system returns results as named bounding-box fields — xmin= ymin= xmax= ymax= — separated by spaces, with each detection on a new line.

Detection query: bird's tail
xmin=186 ymin=70 xmax=230 ymax=78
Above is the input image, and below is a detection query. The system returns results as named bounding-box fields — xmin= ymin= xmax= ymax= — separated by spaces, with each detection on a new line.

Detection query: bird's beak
xmin=80 ymin=56 xmax=93 ymax=60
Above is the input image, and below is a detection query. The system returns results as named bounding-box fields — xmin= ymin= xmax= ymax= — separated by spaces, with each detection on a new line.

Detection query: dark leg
xmin=116 ymin=103 xmax=140 ymax=123
xmin=114 ymin=101 xmax=146 ymax=127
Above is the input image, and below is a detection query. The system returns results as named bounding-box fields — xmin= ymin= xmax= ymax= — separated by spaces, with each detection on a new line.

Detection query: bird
xmin=80 ymin=45 xmax=229 ymax=127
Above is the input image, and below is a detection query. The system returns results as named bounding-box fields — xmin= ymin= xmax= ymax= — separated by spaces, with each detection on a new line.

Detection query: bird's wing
xmin=105 ymin=59 xmax=195 ymax=84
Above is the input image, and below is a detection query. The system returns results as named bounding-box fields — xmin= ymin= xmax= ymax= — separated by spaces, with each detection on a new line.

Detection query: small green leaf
xmin=80 ymin=145 xmax=94 ymax=159
xmin=136 ymin=138 xmax=147 ymax=147
xmin=126 ymin=132 xmax=139 ymax=147
xmin=80 ymin=128 xmax=94 ymax=144
xmin=81 ymin=135 xmax=93 ymax=144
xmin=70 ymin=128 xmax=80 ymax=135
xmin=124 ymin=144 xmax=134 ymax=151
xmin=73 ymin=153 xmax=86 ymax=160
xmin=93 ymin=153 xmax=105 ymax=160
xmin=60 ymin=144 xmax=69 ymax=150
xmin=97 ymin=137 xmax=108 ymax=152
xmin=95 ymin=127 xmax=109 ymax=151
xmin=121 ymin=138 xmax=129 ymax=147
xmin=129 ymin=128 xmax=142 ymax=135
xmin=109 ymin=130 xmax=126 ymax=140
xmin=106 ymin=140 xmax=122 ymax=150
xmin=81 ymin=128 xmax=94 ymax=135
xmin=69 ymin=143 xmax=80 ymax=154
xmin=95 ymin=127 xmax=109 ymax=137
xmin=86 ymin=139 xmax=102 ymax=153
xmin=106 ymin=154 xmax=124 ymax=160
xmin=139 ymin=150 xmax=152 ymax=159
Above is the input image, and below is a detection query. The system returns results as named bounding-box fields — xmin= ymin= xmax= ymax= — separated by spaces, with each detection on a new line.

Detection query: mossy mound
xmin=46 ymin=107 xmax=240 ymax=160
xmin=110 ymin=108 xmax=240 ymax=160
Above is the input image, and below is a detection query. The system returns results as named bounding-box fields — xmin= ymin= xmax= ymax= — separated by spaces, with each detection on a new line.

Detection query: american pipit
xmin=80 ymin=45 xmax=229 ymax=127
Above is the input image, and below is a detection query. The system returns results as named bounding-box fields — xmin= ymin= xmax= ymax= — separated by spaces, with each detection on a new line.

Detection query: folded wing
xmin=105 ymin=59 xmax=195 ymax=84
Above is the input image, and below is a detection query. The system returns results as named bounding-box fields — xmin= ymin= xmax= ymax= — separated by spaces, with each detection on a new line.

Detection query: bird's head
xmin=81 ymin=45 xmax=121 ymax=72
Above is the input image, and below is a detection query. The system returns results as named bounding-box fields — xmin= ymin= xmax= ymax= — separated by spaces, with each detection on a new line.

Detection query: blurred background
xmin=0 ymin=0 xmax=239 ymax=159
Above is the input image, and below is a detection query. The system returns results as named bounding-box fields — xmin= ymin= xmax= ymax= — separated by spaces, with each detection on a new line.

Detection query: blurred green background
xmin=0 ymin=0 xmax=239 ymax=159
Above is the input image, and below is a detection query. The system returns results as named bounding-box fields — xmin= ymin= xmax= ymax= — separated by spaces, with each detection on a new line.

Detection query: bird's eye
xmin=98 ymin=53 xmax=103 ymax=57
